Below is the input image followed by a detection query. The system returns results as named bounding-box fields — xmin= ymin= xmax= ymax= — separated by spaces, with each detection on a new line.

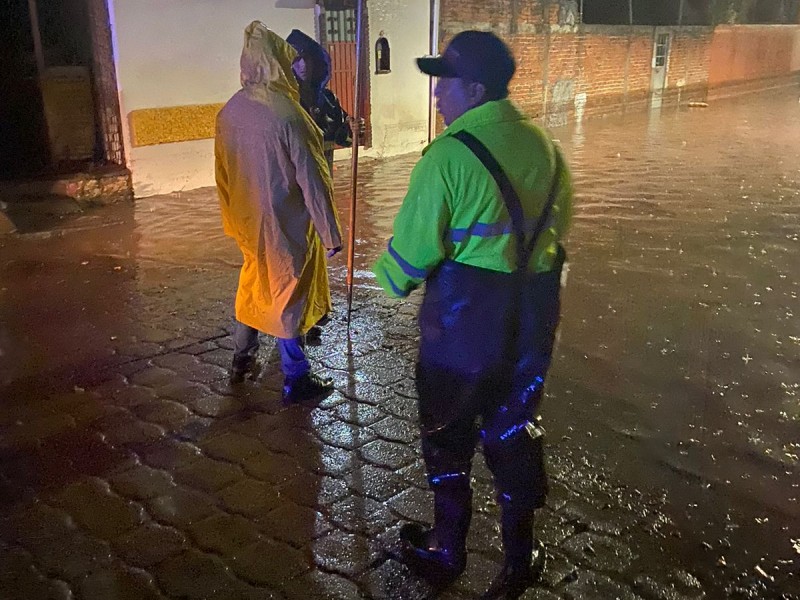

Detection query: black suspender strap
xmin=452 ymin=130 xmax=562 ymax=272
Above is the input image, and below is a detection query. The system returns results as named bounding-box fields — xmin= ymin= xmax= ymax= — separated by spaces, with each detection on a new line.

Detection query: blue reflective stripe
xmin=430 ymin=471 xmax=468 ymax=486
xmin=380 ymin=266 xmax=406 ymax=297
xmin=387 ymin=237 xmax=427 ymax=279
xmin=447 ymin=217 xmax=543 ymax=243
xmin=449 ymin=221 xmax=513 ymax=242
xmin=499 ymin=420 xmax=531 ymax=442
xmin=522 ymin=376 xmax=545 ymax=405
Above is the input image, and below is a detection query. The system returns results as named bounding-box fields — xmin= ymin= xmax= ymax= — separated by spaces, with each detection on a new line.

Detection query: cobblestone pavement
xmin=1 ymin=88 xmax=799 ymax=599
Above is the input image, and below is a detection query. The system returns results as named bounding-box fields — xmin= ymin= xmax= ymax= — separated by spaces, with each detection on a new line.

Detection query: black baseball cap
xmin=417 ymin=30 xmax=516 ymax=93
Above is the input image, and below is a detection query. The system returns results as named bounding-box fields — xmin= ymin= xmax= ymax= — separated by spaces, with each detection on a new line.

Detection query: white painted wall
xmin=108 ymin=0 xmax=316 ymax=196
xmin=362 ymin=0 xmax=432 ymax=159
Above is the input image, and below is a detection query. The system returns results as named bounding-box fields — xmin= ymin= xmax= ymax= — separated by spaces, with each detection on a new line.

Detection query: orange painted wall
xmin=709 ymin=25 xmax=800 ymax=86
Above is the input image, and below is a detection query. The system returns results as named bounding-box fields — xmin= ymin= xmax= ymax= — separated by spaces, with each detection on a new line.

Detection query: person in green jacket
xmin=372 ymin=31 xmax=573 ymax=599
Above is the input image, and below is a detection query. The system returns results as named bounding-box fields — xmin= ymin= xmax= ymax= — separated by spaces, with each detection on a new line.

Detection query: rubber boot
xmin=400 ymin=483 xmax=472 ymax=585
xmin=230 ymin=354 xmax=257 ymax=384
xmin=481 ymin=508 xmax=545 ymax=600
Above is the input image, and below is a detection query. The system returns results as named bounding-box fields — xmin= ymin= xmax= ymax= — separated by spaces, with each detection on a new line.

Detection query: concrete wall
xmin=107 ymin=0 xmax=316 ymax=196
xmin=362 ymin=0 xmax=431 ymax=158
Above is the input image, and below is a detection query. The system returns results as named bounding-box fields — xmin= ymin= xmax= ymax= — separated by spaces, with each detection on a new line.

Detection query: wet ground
xmin=1 ymin=86 xmax=799 ymax=599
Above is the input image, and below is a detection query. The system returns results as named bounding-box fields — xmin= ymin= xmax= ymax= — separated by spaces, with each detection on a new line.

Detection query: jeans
xmin=232 ymin=320 xmax=310 ymax=380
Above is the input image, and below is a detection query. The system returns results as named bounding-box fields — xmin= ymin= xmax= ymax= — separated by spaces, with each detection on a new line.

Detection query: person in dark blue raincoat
xmin=286 ymin=29 xmax=353 ymax=172
xmin=285 ymin=29 xmax=354 ymax=342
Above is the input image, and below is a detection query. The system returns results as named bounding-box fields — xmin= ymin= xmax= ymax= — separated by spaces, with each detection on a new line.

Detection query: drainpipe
xmin=428 ymin=0 xmax=440 ymax=143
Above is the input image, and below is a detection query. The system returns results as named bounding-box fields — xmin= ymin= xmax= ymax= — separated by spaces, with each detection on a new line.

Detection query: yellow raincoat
xmin=216 ymin=22 xmax=342 ymax=339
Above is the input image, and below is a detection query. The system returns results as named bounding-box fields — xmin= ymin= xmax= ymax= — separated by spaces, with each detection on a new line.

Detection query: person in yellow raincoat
xmin=216 ymin=21 xmax=342 ymax=402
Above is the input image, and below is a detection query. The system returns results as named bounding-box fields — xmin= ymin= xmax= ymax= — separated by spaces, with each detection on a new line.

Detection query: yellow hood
xmin=240 ymin=21 xmax=300 ymax=104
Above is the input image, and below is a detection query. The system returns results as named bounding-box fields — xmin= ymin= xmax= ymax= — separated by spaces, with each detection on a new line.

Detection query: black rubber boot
xmin=481 ymin=510 xmax=545 ymax=600
xmin=282 ymin=372 xmax=334 ymax=403
xmin=229 ymin=355 xmax=257 ymax=384
xmin=305 ymin=326 xmax=323 ymax=345
xmin=400 ymin=484 xmax=472 ymax=585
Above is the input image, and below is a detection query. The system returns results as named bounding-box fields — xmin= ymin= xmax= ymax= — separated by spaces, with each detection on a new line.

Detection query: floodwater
xmin=551 ymin=89 xmax=800 ymax=595
xmin=1 ymin=85 xmax=799 ymax=596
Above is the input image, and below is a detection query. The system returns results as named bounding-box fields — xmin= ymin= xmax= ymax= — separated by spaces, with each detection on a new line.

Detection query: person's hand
xmin=347 ymin=116 xmax=366 ymax=137
xmin=326 ymin=246 xmax=342 ymax=258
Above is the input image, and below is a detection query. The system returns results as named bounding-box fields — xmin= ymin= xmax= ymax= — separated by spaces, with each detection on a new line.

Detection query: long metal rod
xmin=346 ymin=0 xmax=366 ymax=328
xmin=428 ymin=0 xmax=440 ymax=143
xmin=27 ymin=0 xmax=45 ymax=76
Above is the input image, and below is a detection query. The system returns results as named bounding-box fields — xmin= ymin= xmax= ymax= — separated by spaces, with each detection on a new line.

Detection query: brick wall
xmin=507 ymin=34 xmax=547 ymax=116
xmin=579 ymin=28 xmax=653 ymax=115
xmin=664 ymin=27 xmax=714 ymax=102
xmin=438 ymin=0 xmax=799 ymax=127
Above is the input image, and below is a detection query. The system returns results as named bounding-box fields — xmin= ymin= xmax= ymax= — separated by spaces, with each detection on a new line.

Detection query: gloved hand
xmin=326 ymin=246 xmax=342 ymax=258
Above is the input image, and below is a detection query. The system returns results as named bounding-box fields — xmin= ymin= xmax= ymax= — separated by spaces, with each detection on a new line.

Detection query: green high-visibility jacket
xmin=373 ymin=98 xmax=572 ymax=298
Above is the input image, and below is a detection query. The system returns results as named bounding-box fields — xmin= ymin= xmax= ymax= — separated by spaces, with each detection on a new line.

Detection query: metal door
xmin=650 ymin=30 xmax=671 ymax=109
xmin=323 ymin=6 xmax=370 ymax=145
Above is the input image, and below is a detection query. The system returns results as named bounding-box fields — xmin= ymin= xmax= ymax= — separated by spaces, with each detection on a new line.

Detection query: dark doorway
xmin=0 ymin=0 xmax=120 ymax=181
xmin=0 ymin=0 xmax=50 ymax=178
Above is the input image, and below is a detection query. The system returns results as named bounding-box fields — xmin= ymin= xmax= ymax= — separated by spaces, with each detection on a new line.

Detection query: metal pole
xmin=629 ymin=0 xmax=634 ymax=25
xmin=27 ymin=0 xmax=46 ymax=76
xmin=428 ymin=0 xmax=440 ymax=143
xmin=346 ymin=0 xmax=366 ymax=328
xmin=678 ymin=0 xmax=685 ymax=26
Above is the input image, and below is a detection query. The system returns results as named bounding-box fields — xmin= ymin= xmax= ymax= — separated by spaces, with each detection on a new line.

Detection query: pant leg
xmin=482 ymin=408 xmax=547 ymax=570
xmin=414 ymin=260 xmax=514 ymax=554
xmin=232 ymin=320 xmax=259 ymax=360
xmin=482 ymin=404 xmax=549 ymax=511
xmin=276 ymin=337 xmax=310 ymax=379
xmin=416 ymin=320 xmax=482 ymax=557
xmin=480 ymin=269 xmax=561 ymax=512
xmin=420 ymin=415 xmax=477 ymax=557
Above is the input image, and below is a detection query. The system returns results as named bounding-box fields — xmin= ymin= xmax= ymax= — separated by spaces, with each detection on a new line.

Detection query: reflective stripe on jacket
xmin=373 ymin=99 xmax=572 ymax=298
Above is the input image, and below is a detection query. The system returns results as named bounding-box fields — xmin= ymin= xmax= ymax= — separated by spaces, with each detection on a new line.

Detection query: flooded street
xmin=1 ymin=86 xmax=799 ymax=598
xmin=551 ymin=90 xmax=800 ymax=594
